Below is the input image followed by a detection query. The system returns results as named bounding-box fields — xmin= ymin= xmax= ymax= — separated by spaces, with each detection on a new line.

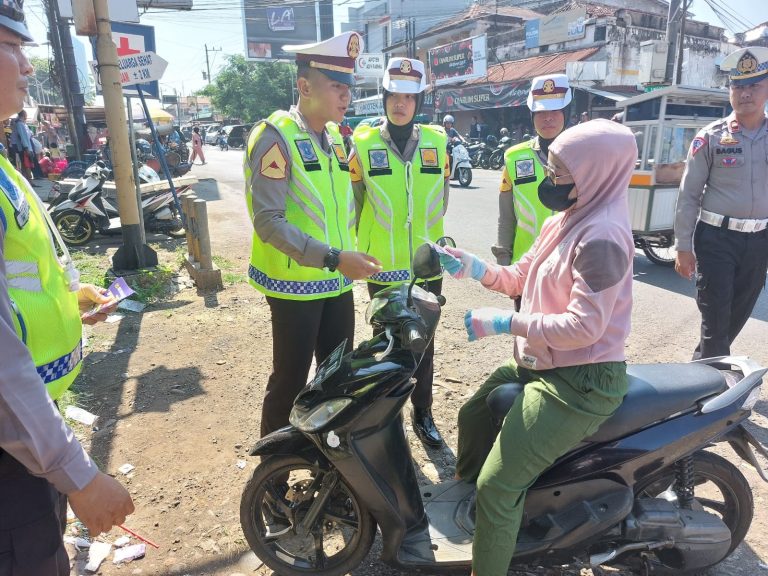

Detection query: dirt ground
xmin=59 ymin=195 xmax=768 ymax=574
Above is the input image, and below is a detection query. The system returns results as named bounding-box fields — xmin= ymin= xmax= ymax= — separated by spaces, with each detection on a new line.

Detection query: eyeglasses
xmin=544 ymin=163 xmax=573 ymax=185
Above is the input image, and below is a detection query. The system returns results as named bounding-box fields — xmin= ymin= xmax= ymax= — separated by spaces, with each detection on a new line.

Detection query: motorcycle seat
xmin=485 ymin=363 xmax=727 ymax=443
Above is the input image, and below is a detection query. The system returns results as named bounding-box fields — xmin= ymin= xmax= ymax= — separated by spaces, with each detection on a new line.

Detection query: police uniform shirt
xmin=247 ymin=106 xmax=336 ymax=269
xmin=348 ymin=121 xmax=450 ymax=218
xmin=674 ymin=113 xmax=768 ymax=251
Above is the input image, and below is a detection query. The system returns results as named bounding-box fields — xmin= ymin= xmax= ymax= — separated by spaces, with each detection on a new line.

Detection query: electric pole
xmin=204 ymin=44 xmax=221 ymax=84
xmin=664 ymin=0 xmax=681 ymax=85
xmin=92 ymin=0 xmax=157 ymax=269
xmin=675 ymin=0 xmax=690 ymax=85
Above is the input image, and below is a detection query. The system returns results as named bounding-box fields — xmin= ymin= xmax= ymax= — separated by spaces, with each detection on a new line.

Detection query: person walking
xmin=189 ymin=126 xmax=206 ymax=165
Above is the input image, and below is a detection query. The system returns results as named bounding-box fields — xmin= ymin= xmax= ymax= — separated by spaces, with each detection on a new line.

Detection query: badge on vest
xmin=332 ymin=144 xmax=349 ymax=171
xmin=368 ymin=149 xmax=392 ymax=176
xmin=420 ymin=148 xmax=438 ymax=167
xmin=295 ymin=139 xmax=321 ymax=171
xmin=515 ymin=158 xmax=535 ymax=179
xmin=719 ymin=133 xmax=739 ymax=145
xmin=0 ymin=171 xmax=29 ymax=229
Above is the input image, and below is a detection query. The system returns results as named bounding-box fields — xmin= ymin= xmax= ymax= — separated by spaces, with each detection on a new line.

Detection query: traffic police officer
xmin=349 ymin=57 xmax=449 ymax=447
xmin=492 ymin=74 xmax=572 ymax=266
xmin=245 ymin=31 xmax=381 ymax=438
xmin=0 ymin=2 xmax=134 ymax=572
xmin=674 ymin=46 xmax=768 ymax=359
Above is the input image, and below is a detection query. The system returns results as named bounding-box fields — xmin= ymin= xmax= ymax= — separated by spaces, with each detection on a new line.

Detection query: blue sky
xmin=22 ymin=0 xmax=768 ymax=101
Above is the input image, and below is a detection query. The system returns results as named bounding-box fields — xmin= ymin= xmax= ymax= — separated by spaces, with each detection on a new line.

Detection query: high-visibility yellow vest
xmin=245 ymin=110 xmax=356 ymax=301
xmin=503 ymin=139 xmax=553 ymax=262
xmin=354 ymin=124 xmax=446 ymax=285
xmin=0 ymin=156 xmax=82 ymax=400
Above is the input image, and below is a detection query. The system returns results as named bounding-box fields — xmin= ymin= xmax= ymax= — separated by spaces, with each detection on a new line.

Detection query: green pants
xmin=456 ymin=359 xmax=628 ymax=576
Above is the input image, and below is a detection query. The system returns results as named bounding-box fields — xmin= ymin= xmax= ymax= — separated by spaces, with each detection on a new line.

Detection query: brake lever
xmin=374 ymin=327 xmax=395 ymax=361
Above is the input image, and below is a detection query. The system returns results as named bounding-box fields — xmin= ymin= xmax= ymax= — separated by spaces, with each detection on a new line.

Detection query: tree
xmin=204 ymin=55 xmax=295 ymax=123
xmin=29 ymin=57 xmax=63 ymax=105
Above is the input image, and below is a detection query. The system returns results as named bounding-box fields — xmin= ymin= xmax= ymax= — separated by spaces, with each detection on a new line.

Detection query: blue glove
xmin=464 ymin=308 xmax=514 ymax=342
xmin=439 ymin=246 xmax=487 ymax=281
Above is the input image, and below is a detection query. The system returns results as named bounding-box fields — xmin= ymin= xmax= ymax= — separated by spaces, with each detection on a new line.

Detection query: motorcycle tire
xmin=641 ymin=240 xmax=676 ymax=267
xmin=240 ymin=454 xmax=376 ymax=576
xmin=53 ymin=209 xmax=96 ymax=246
xmin=458 ymin=167 xmax=472 ymax=187
xmin=489 ymin=150 xmax=504 ymax=170
xmin=630 ymin=450 xmax=753 ymax=574
xmin=481 ymin=154 xmax=491 ymax=170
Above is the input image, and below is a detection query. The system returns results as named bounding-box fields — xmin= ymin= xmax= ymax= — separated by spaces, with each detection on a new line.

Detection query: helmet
xmin=500 ymin=127 xmax=509 ymax=136
xmin=526 ymin=74 xmax=572 ymax=113
xmin=443 ymin=115 xmax=455 ymax=124
xmin=0 ymin=0 xmax=32 ymax=42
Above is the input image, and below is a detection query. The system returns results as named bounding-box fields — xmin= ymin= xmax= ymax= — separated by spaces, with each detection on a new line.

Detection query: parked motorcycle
xmin=466 ymin=139 xmax=491 ymax=169
xmin=240 ymin=242 xmax=768 ymax=576
xmin=48 ymin=161 xmax=185 ymax=246
xmin=448 ymin=138 xmax=473 ymax=187
xmin=489 ymin=134 xmax=513 ymax=170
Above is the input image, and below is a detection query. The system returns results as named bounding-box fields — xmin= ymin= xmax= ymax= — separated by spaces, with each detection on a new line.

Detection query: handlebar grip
xmin=403 ymin=322 xmax=427 ymax=354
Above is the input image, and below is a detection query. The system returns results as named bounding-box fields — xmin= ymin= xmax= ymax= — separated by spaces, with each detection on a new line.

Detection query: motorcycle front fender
xmin=249 ymin=425 xmax=326 ymax=463
xmin=455 ymin=160 xmax=472 ymax=169
xmin=50 ymin=200 xmax=77 ymax=213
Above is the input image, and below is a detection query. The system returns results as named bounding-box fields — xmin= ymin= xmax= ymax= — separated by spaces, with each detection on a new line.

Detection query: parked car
xmin=222 ymin=124 xmax=253 ymax=149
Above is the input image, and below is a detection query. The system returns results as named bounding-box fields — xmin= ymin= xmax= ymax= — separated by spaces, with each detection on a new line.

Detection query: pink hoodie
xmin=481 ymin=119 xmax=637 ymax=371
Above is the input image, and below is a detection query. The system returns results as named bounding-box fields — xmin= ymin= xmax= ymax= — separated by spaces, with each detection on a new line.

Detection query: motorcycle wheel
xmin=458 ymin=167 xmax=472 ymax=187
xmin=53 ymin=210 xmax=95 ymax=246
xmin=641 ymin=240 xmax=676 ymax=267
xmin=630 ymin=450 xmax=753 ymax=574
xmin=489 ymin=151 xmax=504 ymax=170
xmin=481 ymin=154 xmax=491 ymax=170
xmin=240 ymin=455 xmax=376 ymax=576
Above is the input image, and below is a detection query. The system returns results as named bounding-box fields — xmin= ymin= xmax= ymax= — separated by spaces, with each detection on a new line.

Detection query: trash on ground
xmin=118 ymin=463 xmax=135 ymax=475
xmin=63 ymin=535 xmax=91 ymax=549
xmin=105 ymin=314 xmax=124 ymax=323
xmin=113 ymin=543 xmax=146 ymax=564
xmin=113 ymin=535 xmax=131 ymax=547
xmin=236 ymin=459 xmax=247 ymax=470
xmin=85 ymin=541 xmax=112 ymax=572
xmin=118 ymin=299 xmax=146 ymax=313
xmin=64 ymin=406 xmax=98 ymax=427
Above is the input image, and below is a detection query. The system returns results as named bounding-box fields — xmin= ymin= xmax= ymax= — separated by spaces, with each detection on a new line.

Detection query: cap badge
xmin=399 ymin=59 xmax=412 ymax=73
xmin=347 ymin=34 xmax=360 ymax=59
xmin=542 ymin=79 xmax=555 ymax=94
xmin=737 ymin=52 xmax=758 ymax=75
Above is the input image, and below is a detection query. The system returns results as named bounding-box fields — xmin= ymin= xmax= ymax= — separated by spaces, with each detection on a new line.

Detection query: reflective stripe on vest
xmin=503 ymin=140 xmax=553 ymax=263
xmin=0 ymin=155 xmax=82 ymax=400
xmin=354 ymin=124 xmax=446 ymax=285
xmin=244 ymin=110 xmax=356 ymax=301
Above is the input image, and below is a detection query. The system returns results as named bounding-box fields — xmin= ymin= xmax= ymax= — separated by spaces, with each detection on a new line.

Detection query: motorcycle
xmin=219 ymin=133 xmax=229 ymax=151
xmin=448 ymin=138 xmax=473 ymax=187
xmin=48 ymin=161 xmax=185 ymax=246
xmin=466 ymin=139 xmax=491 ymax=169
xmin=489 ymin=134 xmax=513 ymax=170
xmin=240 ymin=241 xmax=768 ymax=576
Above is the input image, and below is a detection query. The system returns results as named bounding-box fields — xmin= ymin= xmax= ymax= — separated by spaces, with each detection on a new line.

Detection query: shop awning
xmin=574 ymin=85 xmax=641 ymax=101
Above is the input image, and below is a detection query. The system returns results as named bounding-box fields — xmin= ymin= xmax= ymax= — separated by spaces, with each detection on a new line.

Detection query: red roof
xmin=422 ymin=3 xmax=543 ymax=36
xmin=466 ymin=47 xmax=600 ymax=85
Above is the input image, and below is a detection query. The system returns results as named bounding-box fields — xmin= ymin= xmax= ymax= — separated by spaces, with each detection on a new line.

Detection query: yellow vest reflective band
xmin=0 ymin=156 xmax=82 ymax=400
xmin=503 ymin=140 xmax=553 ymax=263
xmin=354 ymin=124 xmax=446 ymax=285
xmin=244 ymin=110 xmax=356 ymax=301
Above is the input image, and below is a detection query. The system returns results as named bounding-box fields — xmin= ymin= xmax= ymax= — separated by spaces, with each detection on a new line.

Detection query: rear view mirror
xmin=413 ymin=243 xmax=442 ymax=279
xmin=436 ymin=236 xmax=456 ymax=248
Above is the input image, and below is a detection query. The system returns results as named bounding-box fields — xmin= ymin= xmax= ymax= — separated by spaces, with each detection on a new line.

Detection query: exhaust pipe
xmin=590 ymin=539 xmax=674 ymax=566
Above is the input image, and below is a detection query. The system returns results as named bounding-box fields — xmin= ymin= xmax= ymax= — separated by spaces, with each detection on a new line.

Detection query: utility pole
xmin=204 ymin=44 xmax=221 ymax=84
xmin=92 ymin=0 xmax=157 ymax=269
xmin=675 ymin=0 xmax=689 ymax=85
xmin=664 ymin=0 xmax=681 ymax=85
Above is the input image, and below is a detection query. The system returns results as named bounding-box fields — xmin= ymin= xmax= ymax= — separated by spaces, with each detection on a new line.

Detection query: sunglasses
xmin=544 ymin=163 xmax=574 ymax=185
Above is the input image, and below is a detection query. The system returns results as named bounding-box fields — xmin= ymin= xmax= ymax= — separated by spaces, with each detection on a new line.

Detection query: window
xmin=594 ymin=26 xmax=607 ymax=41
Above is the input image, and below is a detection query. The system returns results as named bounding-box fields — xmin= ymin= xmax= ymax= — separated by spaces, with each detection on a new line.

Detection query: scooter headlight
xmin=365 ymin=296 xmax=388 ymax=324
xmin=289 ymin=398 xmax=353 ymax=432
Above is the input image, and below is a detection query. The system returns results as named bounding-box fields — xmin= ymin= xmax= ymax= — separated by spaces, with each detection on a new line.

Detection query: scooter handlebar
xmin=402 ymin=321 xmax=427 ymax=354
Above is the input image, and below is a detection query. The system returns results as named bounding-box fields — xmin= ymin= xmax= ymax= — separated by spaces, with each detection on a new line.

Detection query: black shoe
xmin=412 ymin=407 xmax=443 ymax=448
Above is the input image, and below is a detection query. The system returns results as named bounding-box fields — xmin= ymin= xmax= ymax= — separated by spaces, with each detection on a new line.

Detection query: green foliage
xmin=70 ymin=250 xmax=111 ymax=287
xmin=29 ymin=57 xmax=63 ymax=105
xmin=212 ymin=255 xmax=247 ymax=285
xmin=205 ymin=55 xmax=295 ymax=123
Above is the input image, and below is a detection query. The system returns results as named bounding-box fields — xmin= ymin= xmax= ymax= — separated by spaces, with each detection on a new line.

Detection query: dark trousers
xmin=261 ymin=291 xmax=355 ymax=437
xmin=0 ymin=452 xmax=69 ymax=576
xmin=693 ymin=221 xmax=768 ymax=360
xmin=367 ymin=279 xmax=442 ymax=409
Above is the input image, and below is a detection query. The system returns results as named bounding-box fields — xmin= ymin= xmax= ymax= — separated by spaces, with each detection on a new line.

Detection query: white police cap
xmin=283 ymin=31 xmax=363 ymax=86
xmin=526 ymin=74 xmax=572 ymax=112
xmin=721 ymin=47 xmax=768 ymax=87
xmin=382 ymin=57 xmax=427 ymax=94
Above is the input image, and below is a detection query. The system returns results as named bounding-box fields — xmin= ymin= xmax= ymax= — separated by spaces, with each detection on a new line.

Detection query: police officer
xmin=674 ymin=47 xmax=768 ymax=360
xmin=492 ymin=74 xmax=572 ymax=266
xmin=0 ymin=2 xmax=134 ymax=572
xmin=349 ymin=57 xmax=449 ymax=447
xmin=245 ymin=31 xmax=382 ymax=438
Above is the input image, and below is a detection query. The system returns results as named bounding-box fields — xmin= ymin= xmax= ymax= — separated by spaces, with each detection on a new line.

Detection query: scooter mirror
xmin=436 ymin=236 xmax=456 ymax=248
xmin=413 ymin=243 xmax=442 ymax=279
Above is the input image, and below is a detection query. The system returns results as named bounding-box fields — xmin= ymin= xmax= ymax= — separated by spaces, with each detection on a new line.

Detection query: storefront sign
xmin=434 ymin=81 xmax=530 ymax=112
xmin=356 ymin=53 xmax=386 ymax=77
xmin=525 ymin=7 xmax=587 ymax=48
xmin=428 ymin=35 xmax=487 ymax=87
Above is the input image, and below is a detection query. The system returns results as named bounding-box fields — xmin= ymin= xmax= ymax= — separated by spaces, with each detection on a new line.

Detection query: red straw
xmin=118 ymin=524 xmax=160 ymax=549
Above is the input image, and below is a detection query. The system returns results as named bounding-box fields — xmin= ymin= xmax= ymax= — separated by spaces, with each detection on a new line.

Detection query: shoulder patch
xmin=348 ymin=152 xmax=363 ymax=183
xmin=259 ymin=143 xmax=288 ymax=180
xmin=690 ymin=137 xmax=707 ymax=157
xmin=500 ymin=167 xmax=512 ymax=193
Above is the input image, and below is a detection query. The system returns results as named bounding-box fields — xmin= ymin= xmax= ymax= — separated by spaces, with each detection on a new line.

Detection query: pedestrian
xmin=349 ymin=57 xmax=449 ymax=447
xmin=10 ymin=109 xmax=33 ymax=183
xmin=493 ymin=74 xmax=572 ymax=268
xmin=470 ymin=115 xmax=481 ymax=140
xmin=442 ymin=119 xmax=636 ymax=576
xmin=0 ymin=3 xmax=135 ymax=573
xmin=189 ymin=126 xmax=206 ymax=165
xmin=674 ymin=46 xmax=768 ymax=360
xmin=244 ymin=31 xmax=382 ymax=438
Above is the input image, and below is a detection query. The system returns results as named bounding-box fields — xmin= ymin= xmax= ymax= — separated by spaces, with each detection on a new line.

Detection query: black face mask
xmin=538 ymin=177 xmax=577 ymax=212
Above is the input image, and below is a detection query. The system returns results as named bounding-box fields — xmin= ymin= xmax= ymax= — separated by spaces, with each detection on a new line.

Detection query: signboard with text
xmin=58 ymin=0 xmax=139 ymax=23
xmin=428 ymin=35 xmax=487 ymax=87
xmin=118 ymin=51 xmax=168 ymax=87
xmin=525 ymin=7 xmax=587 ymax=48
xmin=90 ymin=22 xmax=159 ymax=98
xmin=434 ymin=81 xmax=530 ymax=112
xmin=355 ymin=53 xmax=386 ymax=77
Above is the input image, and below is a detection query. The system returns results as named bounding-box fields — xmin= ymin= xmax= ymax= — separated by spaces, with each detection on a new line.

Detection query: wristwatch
xmin=323 ymin=247 xmax=341 ymax=272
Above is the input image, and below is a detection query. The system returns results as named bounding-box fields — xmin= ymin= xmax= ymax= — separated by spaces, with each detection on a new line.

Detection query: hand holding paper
xmin=80 ymin=278 xmax=135 ymax=325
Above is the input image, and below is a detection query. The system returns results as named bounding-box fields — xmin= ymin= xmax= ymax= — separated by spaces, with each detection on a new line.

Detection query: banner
xmin=428 ymin=35 xmax=487 ymax=87
xmin=525 ymin=8 xmax=587 ymax=49
xmin=434 ymin=81 xmax=530 ymax=113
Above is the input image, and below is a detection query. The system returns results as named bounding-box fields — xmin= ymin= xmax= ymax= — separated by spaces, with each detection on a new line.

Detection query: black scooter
xmin=241 ymin=243 xmax=768 ymax=576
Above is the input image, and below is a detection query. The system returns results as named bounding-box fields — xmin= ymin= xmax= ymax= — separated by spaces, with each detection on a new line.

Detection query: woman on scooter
xmin=349 ymin=56 xmax=450 ymax=447
xmin=440 ymin=119 xmax=637 ymax=576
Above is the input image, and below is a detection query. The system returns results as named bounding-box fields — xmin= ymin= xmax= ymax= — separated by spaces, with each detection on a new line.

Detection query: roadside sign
xmin=355 ymin=54 xmax=386 ymax=78
xmin=90 ymin=22 xmax=160 ymax=98
xmin=119 ymin=52 xmax=168 ymax=86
